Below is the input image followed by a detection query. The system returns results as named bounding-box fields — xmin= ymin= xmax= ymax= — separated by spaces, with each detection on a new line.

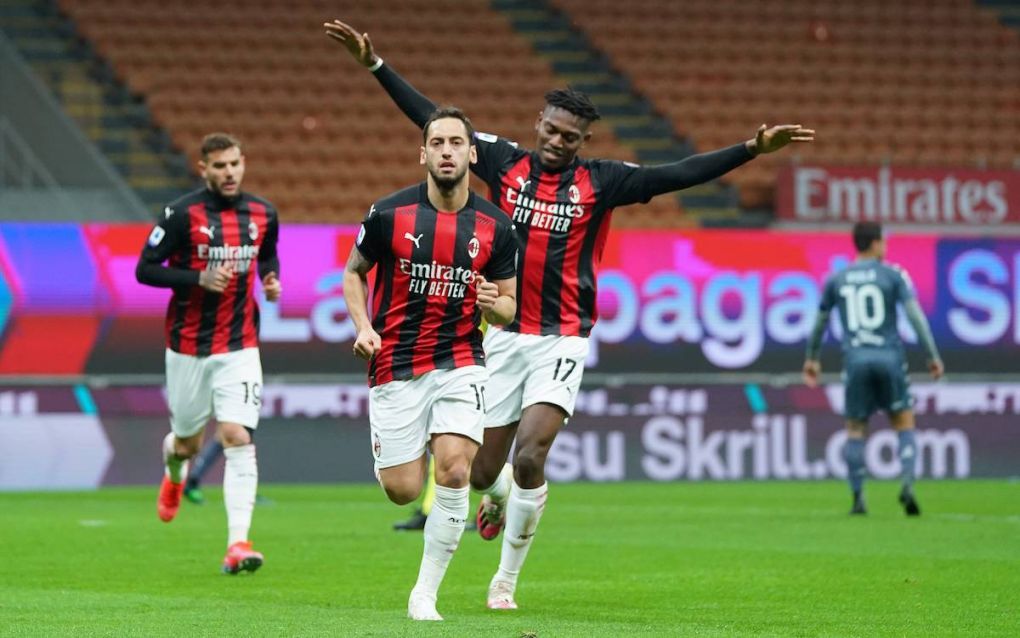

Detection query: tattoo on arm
xmin=345 ymin=248 xmax=374 ymax=276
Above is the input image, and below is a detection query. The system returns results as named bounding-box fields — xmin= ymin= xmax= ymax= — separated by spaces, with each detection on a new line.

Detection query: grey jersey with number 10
xmin=819 ymin=259 xmax=915 ymax=356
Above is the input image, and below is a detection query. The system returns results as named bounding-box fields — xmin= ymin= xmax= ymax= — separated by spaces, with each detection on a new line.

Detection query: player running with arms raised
xmin=326 ymin=19 xmax=814 ymax=610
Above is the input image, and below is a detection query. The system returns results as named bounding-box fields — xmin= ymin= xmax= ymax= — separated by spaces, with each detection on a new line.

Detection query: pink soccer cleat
xmin=157 ymin=476 xmax=185 ymax=522
xmin=476 ymin=494 xmax=506 ymax=541
xmin=221 ymin=541 xmax=264 ymax=575
xmin=407 ymin=590 xmax=443 ymax=621
xmin=487 ymin=578 xmax=518 ymax=610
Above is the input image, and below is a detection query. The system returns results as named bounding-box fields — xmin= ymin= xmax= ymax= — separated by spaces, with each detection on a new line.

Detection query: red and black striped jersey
xmin=369 ymin=60 xmax=756 ymax=339
xmin=355 ymin=183 xmax=518 ymax=387
xmin=472 ymin=134 xmax=650 ymax=337
xmin=136 ymin=188 xmax=280 ymax=356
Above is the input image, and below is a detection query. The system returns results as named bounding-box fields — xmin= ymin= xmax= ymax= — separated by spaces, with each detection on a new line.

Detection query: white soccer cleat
xmin=487 ymin=578 xmax=518 ymax=610
xmin=407 ymin=590 xmax=443 ymax=621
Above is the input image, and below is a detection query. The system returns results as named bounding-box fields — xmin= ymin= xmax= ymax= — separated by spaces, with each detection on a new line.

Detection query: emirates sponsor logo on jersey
xmin=398 ymin=258 xmax=477 ymax=298
xmin=198 ymin=243 xmax=261 ymax=273
xmin=505 ymin=184 xmax=586 ymax=233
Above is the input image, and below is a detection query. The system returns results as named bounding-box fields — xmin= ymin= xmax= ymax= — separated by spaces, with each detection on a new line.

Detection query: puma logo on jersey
xmin=199 ymin=225 xmax=215 ymax=239
xmin=515 ymin=176 xmax=531 ymax=192
xmin=404 ymin=232 xmax=423 ymax=249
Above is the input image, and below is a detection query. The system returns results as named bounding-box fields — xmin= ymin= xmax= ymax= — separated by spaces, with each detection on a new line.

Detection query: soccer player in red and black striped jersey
xmin=326 ymin=19 xmax=814 ymax=610
xmin=136 ymin=132 xmax=280 ymax=575
xmin=343 ymin=107 xmax=518 ymax=621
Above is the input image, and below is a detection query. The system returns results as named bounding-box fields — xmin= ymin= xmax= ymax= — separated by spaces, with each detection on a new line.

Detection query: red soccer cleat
xmin=476 ymin=494 xmax=506 ymax=541
xmin=157 ymin=476 xmax=185 ymax=522
xmin=222 ymin=541 xmax=264 ymax=575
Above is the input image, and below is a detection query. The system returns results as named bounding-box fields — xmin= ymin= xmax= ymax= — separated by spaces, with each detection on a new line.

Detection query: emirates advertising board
xmin=776 ymin=165 xmax=1020 ymax=225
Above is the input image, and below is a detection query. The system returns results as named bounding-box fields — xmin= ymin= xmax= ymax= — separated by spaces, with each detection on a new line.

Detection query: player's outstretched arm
xmin=323 ymin=19 xmax=378 ymax=68
xmin=625 ymin=124 xmax=815 ymax=205
xmin=324 ymin=19 xmax=436 ymax=129
xmin=745 ymin=124 xmax=815 ymax=156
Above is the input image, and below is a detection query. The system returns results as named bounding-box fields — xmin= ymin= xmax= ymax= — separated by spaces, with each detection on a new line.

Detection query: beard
xmin=208 ymin=179 xmax=240 ymax=199
xmin=428 ymin=164 xmax=467 ymax=192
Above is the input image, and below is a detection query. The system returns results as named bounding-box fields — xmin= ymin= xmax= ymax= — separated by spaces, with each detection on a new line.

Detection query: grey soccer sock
xmin=843 ymin=437 xmax=866 ymax=497
xmin=898 ymin=429 xmax=917 ymax=491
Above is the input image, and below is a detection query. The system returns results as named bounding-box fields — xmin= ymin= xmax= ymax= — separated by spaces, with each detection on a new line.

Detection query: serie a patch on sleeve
xmin=147 ymin=226 xmax=166 ymax=247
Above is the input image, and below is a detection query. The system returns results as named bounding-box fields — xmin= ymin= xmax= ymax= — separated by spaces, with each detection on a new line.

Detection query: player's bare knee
xmin=890 ymin=410 xmax=915 ymax=431
xmin=175 ymin=438 xmax=201 ymax=458
xmin=435 ymin=458 xmax=471 ymax=488
xmin=513 ymin=448 xmax=547 ymax=485
xmin=469 ymin=461 xmax=499 ymax=491
xmin=382 ymin=481 xmax=421 ymax=505
xmin=218 ymin=422 xmax=252 ymax=447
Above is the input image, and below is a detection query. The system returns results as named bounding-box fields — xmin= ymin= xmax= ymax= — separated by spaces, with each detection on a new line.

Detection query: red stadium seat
xmin=551 ymin=0 xmax=1020 ymax=209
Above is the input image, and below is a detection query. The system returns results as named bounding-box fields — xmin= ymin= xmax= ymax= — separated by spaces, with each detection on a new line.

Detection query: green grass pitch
xmin=1 ymin=481 xmax=1017 ymax=637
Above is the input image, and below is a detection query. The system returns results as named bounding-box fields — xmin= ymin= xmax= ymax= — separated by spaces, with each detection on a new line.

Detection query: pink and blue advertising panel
xmin=0 ymin=223 xmax=1014 ymax=376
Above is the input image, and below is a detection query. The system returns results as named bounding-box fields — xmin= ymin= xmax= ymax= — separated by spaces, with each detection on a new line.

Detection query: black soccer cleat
xmin=899 ymin=488 xmax=921 ymax=517
xmin=850 ymin=495 xmax=867 ymax=515
xmin=392 ymin=508 xmax=477 ymax=531
xmin=393 ymin=509 xmax=428 ymax=531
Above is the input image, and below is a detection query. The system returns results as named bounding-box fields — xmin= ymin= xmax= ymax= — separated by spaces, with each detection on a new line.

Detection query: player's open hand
xmin=262 ymin=271 xmax=282 ymax=302
xmin=323 ymin=20 xmax=379 ymax=68
xmin=802 ymin=359 xmax=821 ymax=388
xmin=198 ymin=265 xmax=233 ymax=293
xmin=749 ymin=124 xmax=815 ymax=155
xmin=353 ymin=328 xmax=382 ymax=361
xmin=474 ymin=275 xmax=499 ymax=311
xmin=929 ymin=359 xmax=945 ymax=380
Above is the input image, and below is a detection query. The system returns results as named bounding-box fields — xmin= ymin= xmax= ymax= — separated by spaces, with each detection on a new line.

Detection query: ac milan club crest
xmin=467 ymin=236 xmax=480 ymax=259
xmin=568 ymin=184 xmax=581 ymax=204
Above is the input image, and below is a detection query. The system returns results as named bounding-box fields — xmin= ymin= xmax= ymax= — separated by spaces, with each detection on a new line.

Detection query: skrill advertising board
xmin=0 ymin=223 xmax=1017 ymax=375
xmin=1 ymin=382 xmax=1013 ymax=489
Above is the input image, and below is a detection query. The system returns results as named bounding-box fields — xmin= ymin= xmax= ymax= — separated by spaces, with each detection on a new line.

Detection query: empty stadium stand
xmin=553 ymin=0 xmax=1020 ymax=209
xmin=59 ymin=0 xmax=685 ymax=224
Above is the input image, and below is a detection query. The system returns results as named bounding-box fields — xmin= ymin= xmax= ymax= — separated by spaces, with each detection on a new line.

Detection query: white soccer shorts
xmin=164 ymin=347 xmax=263 ymax=438
xmin=368 ymin=365 xmax=488 ymax=471
xmin=482 ymin=328 xmax=589 ymax=428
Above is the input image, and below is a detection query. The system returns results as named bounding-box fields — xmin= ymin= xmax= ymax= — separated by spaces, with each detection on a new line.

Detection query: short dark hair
xmin=201 ymin=132 xmax=241 ymax=158
xmin=544 ymin=87 xmax=601 ymax=123
xmin=853 ymin=221 xmax=883 ymax=252
xmin=423 ymin=106 xmax=476 ymax=145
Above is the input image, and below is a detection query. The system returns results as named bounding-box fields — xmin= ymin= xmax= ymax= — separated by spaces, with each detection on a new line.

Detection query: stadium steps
xmin=978 ymin=0 xmax=1020 ymax=29
xmin=491 ymin=0 xmax=743 ymax=221
xmin=0 ymin=0 xmax=192 ymax=214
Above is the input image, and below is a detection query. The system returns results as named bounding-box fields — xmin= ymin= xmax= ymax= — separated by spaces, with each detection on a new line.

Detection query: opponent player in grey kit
xmin=803 ymin=221 xmax=944 ymax=516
